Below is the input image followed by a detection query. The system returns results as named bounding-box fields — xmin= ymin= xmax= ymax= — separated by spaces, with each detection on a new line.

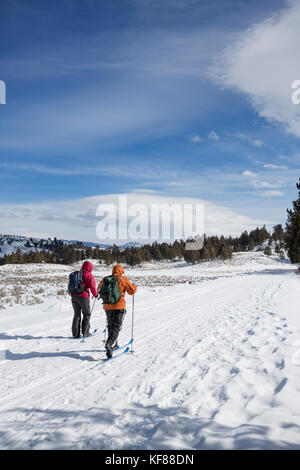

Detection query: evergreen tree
xmin=184 ymin=249 xmax=198 ymax=264
xmin=248 ymin=239 xmax=255 ymax=251
xmin=169 ymin=245 xmax=178 ymax=261
xmin=234 ymin=242 xmax=243 ymax=252
xmin=273 ymin=224 xmax=285 ymax=242
xmin=143 ymin=248 xmax=152 ymax=262
xmin=240 ymin=231 xmax=250 ymax=250
xmin=104 ymin=249 xmax=113 ymax=266
xmin=15 ymin=248 xmax=23 ymax=263
xmin=129 ymin=252 xmax=143 ymax=266
xmin=286 ymin=178 xmax=300 ymax=263
xmin=279 ymin=250 xmax=285 ymax=260
xmin=151 ymin=243 xmax=163 ymax=261
xmin=202 ymin=245 xmax=210 ymax=261
xmin=264 ymin=246 xmax=272 ymax=256
xmin=9 ymin=252 xmax=17 ymax=264
xmin=219 ymin=242 xmax=232 ymax=260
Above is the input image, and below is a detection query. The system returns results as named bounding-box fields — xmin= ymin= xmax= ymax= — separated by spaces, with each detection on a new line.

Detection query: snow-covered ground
xmin=0 ymin=252 xmax=300 ymax=449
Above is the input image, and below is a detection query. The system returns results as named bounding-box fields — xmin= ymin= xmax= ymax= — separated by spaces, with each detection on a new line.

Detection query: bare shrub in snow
xmin=57 ymin=289 xmax=66 ymax=296
xmin=34 ymin=287 xmax=45 ymax=295
xmin=25 ymin=297 xmax=43 ymax=305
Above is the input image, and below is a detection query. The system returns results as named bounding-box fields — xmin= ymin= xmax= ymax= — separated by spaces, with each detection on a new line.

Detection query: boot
xmin=105 ymin=340 xmax=113 ymax=359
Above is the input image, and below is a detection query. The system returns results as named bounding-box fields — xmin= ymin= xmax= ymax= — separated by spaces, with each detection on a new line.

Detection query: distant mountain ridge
xmin=0 ymin=234 xmax=141 ymax=257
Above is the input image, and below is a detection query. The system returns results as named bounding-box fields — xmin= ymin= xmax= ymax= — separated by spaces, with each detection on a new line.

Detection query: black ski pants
xmin=71 ymin=295 xmax=91 ymax=337
xmin=105 ymin=309 xmax=126 ymax=346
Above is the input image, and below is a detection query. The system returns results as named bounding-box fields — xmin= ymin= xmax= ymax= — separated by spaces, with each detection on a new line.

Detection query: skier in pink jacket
xmin=71 ymin=261 xmax=97 ymax=338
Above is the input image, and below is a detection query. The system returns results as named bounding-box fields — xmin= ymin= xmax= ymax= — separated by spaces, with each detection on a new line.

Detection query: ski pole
xmin=130 ymin=294 xmax=135 ymax=354
xmin=103 ymin=319 xmax=107 ymax=344
xmin=91 ymin=297 xmax=96 ymax=314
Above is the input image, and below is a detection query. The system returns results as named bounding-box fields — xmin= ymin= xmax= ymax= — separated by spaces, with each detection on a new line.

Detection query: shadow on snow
xmin=1 ymin=403 xmax=300 ymax=450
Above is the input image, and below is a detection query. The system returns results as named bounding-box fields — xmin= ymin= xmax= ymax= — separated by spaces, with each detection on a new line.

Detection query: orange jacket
xmin=98 ymin=264 xmax=137 ymax=310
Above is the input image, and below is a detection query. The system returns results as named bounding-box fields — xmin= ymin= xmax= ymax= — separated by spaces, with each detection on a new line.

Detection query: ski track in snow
xmin=0 ymin=253 xmax=300 ymax=449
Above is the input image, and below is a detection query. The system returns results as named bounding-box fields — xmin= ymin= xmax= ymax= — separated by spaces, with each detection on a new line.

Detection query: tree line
xmin=0 ymin=225 xmax=286 ymax=266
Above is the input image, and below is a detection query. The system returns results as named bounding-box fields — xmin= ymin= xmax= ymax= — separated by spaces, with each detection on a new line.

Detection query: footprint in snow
xmin=274 ymin=377 xmax=288 ymax=395
xmin=275 ymin=359 xmax=285 ymax=370
xmin=230 ymin=367 xmax=240 ymax=376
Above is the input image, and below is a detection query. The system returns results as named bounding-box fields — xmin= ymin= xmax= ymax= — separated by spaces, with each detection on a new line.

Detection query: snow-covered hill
xmin=0 ymin=252 xmax=299 ymax=449
xmin=0 ymin=234 xmax=141 ymax=257
xmin=0 ymin=234 xmax=41 ymax=257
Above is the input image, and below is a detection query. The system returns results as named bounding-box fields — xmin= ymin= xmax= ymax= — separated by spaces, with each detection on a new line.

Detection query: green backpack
xmin=99 ymin=275 xmax=122 ymax=304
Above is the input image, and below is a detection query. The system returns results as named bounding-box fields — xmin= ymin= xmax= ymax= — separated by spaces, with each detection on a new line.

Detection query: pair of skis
xmin=72 ymin=329 xmax=133 ymax=368
xmin=71 ymin=328 xmax=101 ymax=342
xmin=90 ymin=339 xmax=134 ymax=369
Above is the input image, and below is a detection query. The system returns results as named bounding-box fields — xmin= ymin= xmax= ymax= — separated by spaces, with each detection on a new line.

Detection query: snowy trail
xmin=0 ymin=258 xmax=300 ymax=449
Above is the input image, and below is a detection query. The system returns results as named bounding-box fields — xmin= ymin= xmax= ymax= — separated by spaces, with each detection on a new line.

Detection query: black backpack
xmin=98 ymin=275 xmax=122 ymax=304
xmin=68 ymin=271 xmax=85 ymax=294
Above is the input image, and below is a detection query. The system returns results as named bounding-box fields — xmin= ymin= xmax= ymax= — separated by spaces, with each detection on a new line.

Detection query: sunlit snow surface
xmin=0 ymin=252 xmax=299 ymax=449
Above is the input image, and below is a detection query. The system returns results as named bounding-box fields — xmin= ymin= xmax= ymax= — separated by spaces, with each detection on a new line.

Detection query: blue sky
xmin=0 ymin=0 xmax=299 ymax=241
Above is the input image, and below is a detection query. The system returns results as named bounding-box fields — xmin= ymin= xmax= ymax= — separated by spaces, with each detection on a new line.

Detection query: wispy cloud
xmin=0 ymin=162 xmax=178 ymax=181
xmin=259 ymin=190 xmax=284 ymax=198
xmin=210 ymin=1 xmax=300 ymax=138
xmin=168 ymin=181 xmax=190 ymax=187
xmin=0 ymin=29 xmax=229 ymax=152
xmin=234 ymin=132 xmax=263 ymax=147
xmin=263 ymin=163 xmax=288 ymax=170
xmin=250 ymin=180 xmax=280 ymax=189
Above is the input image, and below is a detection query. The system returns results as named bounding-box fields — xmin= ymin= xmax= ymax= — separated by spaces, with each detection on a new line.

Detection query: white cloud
xmin=243 ymin=169 xmax=283 ymax=191
xmin=190 ymin=135 xmax=204 ymax=143
xmin=259 ymin=190 xmax=284 ymax=198
xmin=263 ymin=164 xmax=288 ymax=170
xmin=208 ymin=130 xmax=220 ymax=140
xmin=168 ymin=182 xmax=190 ymax=187
xmin=212 ymin=1 xmax=300 ymax=138
xmin=0 ymin=192 xmax=271 ymax=243
xmin=131 ymin=189 xmax=159 ymax=194
xmin=242 ymin=170 xmax=257 ymax=178
xmin=250 ymin=180 xmax=279 ymax=189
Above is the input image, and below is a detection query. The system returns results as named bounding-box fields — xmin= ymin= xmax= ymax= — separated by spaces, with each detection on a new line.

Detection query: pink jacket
xmin=73 ymin=261 xmax=97 ymax=298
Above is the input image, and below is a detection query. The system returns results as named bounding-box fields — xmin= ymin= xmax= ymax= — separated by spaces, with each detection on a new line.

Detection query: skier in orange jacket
xmin=98 ymin=264 xmax=137 ymax=358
